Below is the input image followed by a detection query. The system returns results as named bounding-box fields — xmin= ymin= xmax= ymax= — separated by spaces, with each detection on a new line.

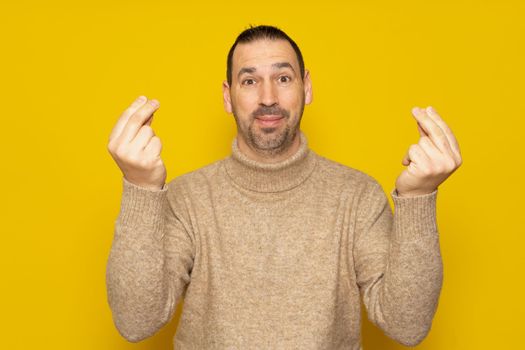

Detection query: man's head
xmin=223 ymin=25 xmax=313 ymax=162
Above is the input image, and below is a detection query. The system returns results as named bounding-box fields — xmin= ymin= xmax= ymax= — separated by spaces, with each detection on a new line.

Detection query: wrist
xmin=123 ymin=176 xmax=166 ymax=191
xmin=395 ymin=188 xmax=437 ymax=197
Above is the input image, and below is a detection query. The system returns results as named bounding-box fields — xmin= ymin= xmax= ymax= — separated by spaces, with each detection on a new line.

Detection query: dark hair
xmin=226 ymin=25 xmax=305 ymax=86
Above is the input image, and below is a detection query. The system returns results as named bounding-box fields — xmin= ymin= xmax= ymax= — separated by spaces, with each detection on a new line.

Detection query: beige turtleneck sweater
xmin=106 ymin=131 xmax=443 ymax=349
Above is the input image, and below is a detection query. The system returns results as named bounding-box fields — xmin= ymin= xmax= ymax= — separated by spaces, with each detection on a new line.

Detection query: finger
xmin=411 ymin=107 xmax=454 ymax=156
xmin=417 ymin=121 xmax=428 ymax=137
xmin=418 ymin=135 xmax=442 ymax=161
xmin=128 ymin=125 xmax=155 ymax=153
xmin=118 ymin=99 xmax=160 ymax=145
xmin=145 ymin=114 xmax=154 ymax=126
xmin=402 ymin=146 xmax=416 ymax=166
xmin=407 ymin=144 xmax=431 ymax=166
xmin=425 ymin=106 xmax=462 ymax=161
xmin=109 ymin=95 xmax=148 ymax=142
xmin=402 ymin=137 xmax=425 ymax=165
xmin=144 ymin=135 xmax=162 ymax=158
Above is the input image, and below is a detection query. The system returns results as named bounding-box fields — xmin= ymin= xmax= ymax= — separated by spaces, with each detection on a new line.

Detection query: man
xmin=106 ymin=25 xmax=461 ymax=349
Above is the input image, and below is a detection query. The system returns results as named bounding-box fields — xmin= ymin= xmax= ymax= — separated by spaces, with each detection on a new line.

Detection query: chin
xmin=260 ymin=127 xmax=278 ymax=134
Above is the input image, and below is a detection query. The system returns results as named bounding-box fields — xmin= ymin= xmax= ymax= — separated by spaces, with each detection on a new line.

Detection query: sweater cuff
xmin=390 ymin=189 xmax=438 ymax=241
xmin=118 ymin=176 xmax=168 ymax=230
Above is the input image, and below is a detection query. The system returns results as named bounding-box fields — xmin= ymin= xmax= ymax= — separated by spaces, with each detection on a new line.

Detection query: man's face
xmin=223 ymin=39 xmax=312 ymax=157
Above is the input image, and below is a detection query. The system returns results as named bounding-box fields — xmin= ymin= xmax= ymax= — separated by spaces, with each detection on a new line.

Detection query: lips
xmin=255 ymin=115 xmax=284 ymax=127
xmin=255 ymin=114 xmax=283 ymax=121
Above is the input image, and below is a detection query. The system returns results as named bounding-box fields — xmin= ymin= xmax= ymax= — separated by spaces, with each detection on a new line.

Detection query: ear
xmin=222 ymin=80 xmax=232 ymax=114
xmin=303 ymin=69 xmax=313 ymax=105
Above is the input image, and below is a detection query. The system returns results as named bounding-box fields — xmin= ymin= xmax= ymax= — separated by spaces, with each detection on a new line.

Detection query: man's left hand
xmin=395 ymin=106 xmax=462 ymax=197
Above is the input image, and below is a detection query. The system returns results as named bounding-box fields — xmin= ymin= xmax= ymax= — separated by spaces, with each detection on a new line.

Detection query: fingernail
xmin=137 ymin=95 xmax=146 ymax=102
xmin=412 ymin=106 xmax=421 ymax=116
xmin=150 ymin=99 xmax=160 ymax=107
xmin=427 ymin=106 xmax=434 ymax=114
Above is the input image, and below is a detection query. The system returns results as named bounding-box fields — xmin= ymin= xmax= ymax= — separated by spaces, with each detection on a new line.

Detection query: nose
xmin=259 ymin=80 xmax=278 ymax=106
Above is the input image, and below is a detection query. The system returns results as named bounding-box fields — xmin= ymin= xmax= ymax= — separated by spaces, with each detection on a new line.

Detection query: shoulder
xmin=167 ymin=157 xmax=228 ymax=193
xmin=312 ymin=151 xmax=382 ymax=191
xmin=313 ymin=153 xmax=390 ymax=218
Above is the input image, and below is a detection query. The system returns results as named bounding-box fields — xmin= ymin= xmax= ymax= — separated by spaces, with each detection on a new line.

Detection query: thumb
xmin=402 ymin=151 xmax=410 ymax=166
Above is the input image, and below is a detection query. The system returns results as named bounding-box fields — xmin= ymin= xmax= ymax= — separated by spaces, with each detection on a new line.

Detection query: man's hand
xmin=395 ymin=106 xmax=462 ymax=197
xmin=107 ymin=96 xmax=167 ymax=191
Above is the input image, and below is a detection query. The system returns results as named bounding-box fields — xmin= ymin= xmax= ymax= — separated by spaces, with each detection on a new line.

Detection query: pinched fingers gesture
xmin=107 ymin=96 xmax=166 ymax=191
xmin=395 ymin=106 xmax=462 ymax=197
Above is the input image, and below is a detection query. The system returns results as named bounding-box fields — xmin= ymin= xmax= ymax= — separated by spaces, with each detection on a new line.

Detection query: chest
xmin=187 ymin=183 xmax=359 ymax=292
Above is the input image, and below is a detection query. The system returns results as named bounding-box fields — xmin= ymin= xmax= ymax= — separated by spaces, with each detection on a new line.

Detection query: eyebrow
xmin=272 ymin=62 xmax=295 ymax=72
xmin=237 ymin=62 xmax=296 ymax=80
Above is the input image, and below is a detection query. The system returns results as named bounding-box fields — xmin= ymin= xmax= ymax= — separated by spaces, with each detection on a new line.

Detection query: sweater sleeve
xmin=105 ymin=176 xmax=195 ymax=342
xmin=353 ymin=180 xmax=443 ymax=347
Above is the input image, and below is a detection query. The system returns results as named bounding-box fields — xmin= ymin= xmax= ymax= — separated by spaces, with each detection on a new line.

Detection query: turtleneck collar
xmin=223 ymin=131 xmax=318 ymax=193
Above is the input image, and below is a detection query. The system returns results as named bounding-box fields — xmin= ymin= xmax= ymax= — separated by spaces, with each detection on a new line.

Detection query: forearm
xmin=367 ymin=190 xmax=442 ymax=346
xmin=106 ymin=178 xmax=175 ymax=342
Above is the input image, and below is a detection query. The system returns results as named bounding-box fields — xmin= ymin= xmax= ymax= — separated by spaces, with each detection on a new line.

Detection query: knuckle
xmin=421 ymin=137 xmax=432 ymax=148
xmin=138 ymin=157 xmax=154 ymax=169
xmin=141 ymin=125 xmax=153 ymax=134
xmin=106 ymin=141 xmax=114 ymax=153
xmin=434 ymin=161 xmax=450 ymax=174
xmin=137 ymin=157 xmax=148 ymax=168
xmin=421 ymin=165 xmax=433 ymax=176
xmin=454 ymin=155 xmax=463 ymax=167
xmin=126 ymin=118 xmax=141 ymax=129
xmin=151 ymin=137 xmax=162 ymax=150
xmin=128 ymin=153 xmax=142 ymax=167
xmin=445 ymin=159 xmax=456 ymax=171
xmin=108 ymin=137 xmax=120 ymax=149
xmin=115 ymin=145 xmax=129 ymax=159
xmin=132 ymin=110 xmax=148 ymax=120
xmin=434 ymin=165 xmax=445 ymax=174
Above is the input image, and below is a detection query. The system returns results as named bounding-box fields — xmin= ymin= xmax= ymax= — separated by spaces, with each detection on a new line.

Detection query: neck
xmin=236 ymin=132 xmax=301 ymax=164
xmin=224 ymin=130 xmax=318 ymax=193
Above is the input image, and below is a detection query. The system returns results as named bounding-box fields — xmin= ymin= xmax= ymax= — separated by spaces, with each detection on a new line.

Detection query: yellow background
xmin=1 ymin=0 xmax=523 ymax=349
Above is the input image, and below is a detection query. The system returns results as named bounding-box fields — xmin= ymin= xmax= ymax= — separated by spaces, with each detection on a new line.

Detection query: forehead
xmin=232 ymin=39 xmax=299 ymax=73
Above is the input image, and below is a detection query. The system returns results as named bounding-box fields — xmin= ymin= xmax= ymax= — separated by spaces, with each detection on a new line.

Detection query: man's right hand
xmin=107 ymin=96 xmax=167 ymax=191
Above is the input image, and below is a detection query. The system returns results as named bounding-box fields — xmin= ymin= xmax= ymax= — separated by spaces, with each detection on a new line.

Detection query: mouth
xmin=255 ymin=115 xmax=284 ymax=127
xmin=256 ymin=114 xmax=283 ymax=120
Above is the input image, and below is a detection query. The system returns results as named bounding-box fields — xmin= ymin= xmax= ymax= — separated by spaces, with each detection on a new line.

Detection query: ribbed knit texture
xmin=106 ymin=131 xmax=443 ymax=349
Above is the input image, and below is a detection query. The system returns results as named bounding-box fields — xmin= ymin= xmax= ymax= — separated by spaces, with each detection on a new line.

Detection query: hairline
xmin=226 ymin=29 xmax=305 ymax=86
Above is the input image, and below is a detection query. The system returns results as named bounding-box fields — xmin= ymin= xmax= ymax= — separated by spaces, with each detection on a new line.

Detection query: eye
xmin=242 ymin=78 xmax=255 ymax=85
xmin=278 ymin=75 xmax=291 ymax=83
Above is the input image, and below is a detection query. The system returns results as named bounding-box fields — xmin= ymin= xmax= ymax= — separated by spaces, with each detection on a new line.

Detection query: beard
xmin=232 ymin=106 xmax=302 ymax=156
xmin=247 ymin=119 xmax=294 ymax=153
xmin=232 ymin=97 xmax=305 ymax=157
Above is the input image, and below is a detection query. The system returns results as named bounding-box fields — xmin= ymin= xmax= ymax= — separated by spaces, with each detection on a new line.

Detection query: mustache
xmin=251 ymin=105 xmax=289 ymax=119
